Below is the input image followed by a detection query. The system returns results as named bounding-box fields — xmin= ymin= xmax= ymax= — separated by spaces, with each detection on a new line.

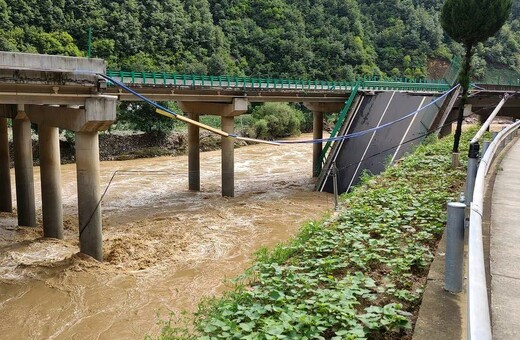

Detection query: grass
xmin=151 ymin=130 xmax=475 ymax=340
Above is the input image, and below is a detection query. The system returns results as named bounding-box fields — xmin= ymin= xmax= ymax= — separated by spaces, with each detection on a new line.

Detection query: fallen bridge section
xmin=317 ymin=91 xmax=447 ymax=194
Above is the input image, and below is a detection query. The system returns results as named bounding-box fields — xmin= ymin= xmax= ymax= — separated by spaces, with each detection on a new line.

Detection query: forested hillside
xmin=0 ymin=0 xmax=518 ymax=80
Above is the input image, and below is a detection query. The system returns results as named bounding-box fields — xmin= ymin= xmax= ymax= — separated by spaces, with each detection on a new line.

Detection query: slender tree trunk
xmin=452 ymin=44 xmax=474 ymax=153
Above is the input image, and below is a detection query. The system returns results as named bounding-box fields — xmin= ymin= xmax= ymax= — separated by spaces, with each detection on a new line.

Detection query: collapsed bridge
xmin=1 ymin=51 xmax=519 ymax=261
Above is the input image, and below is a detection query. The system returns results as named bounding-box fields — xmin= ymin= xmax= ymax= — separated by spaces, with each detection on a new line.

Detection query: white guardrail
xmin=468 ymin=120 xmax=520 ymax=339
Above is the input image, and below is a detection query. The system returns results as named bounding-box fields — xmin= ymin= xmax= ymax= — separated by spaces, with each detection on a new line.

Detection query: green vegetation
xmin=153 ymin=130 xmax=474 ymax=339
xmin=0 ymin=0 xmax=519 ymax=80
xmin=441 ymin=0 xmax=512 ymax=153
xmin=2 ymin=1 xmax=518 ymax=136
xmin=249 ymin=103 xmax=305 ymax=140
xmin=117 ymin=102 xmax=182 ymax=135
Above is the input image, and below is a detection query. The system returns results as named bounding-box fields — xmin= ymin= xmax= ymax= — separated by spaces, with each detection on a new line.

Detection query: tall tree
xmin=441 ymin=0 xmax=512 ymax=154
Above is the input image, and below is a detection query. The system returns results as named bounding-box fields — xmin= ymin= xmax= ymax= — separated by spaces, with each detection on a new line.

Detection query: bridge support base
xmin=0 ymin=117 xmax=11 ymax=212
xmin=188 ymin=113 xmax=200 ymax=191
xmin=13 ymin=108 xmax=36 ymax=227
xmin=222 ymin=116 xmax=234 ymax=197
xmin=313 ymin=112 xmax=324 ymax=177
xmin=39 ymin=125 xmax=63 ymax=239
xmin=76 ymin=131 xmax=102 ymax=261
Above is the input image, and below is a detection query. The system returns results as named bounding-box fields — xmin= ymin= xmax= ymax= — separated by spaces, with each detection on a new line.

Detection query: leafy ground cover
xmin=155 ymin=131 xmax=474 ymax=340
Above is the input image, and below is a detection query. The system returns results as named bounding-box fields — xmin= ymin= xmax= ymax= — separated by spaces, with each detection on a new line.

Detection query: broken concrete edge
xmin=0 ymin=51 xmax=106 ymax=74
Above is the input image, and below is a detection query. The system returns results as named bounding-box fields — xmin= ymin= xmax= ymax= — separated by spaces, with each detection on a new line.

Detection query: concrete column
xmin=39 ymin=125 xmax=63 ymax=239
xmin=221 ymin=116 xmax=234 ymax=197
xmin=76 ymin=131 xmax=102 ymax=261
xmin=304 ymin=102 xmax=343 ymax=177
xmin=188 ymin=113 xmax=200 ymax=191
xmin=313 ymin=112 xmax=324 ymax=177
xmin=0 ymin=118 xmax=12 ymax=212
xmin=13 ymin=113 xmax=36 ymax=227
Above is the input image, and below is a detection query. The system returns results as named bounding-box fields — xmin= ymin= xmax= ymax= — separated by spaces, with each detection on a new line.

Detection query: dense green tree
xmin=0 ymin=0 xmax=519 ymax=82
xmin=117 ymin=101 xmax=181 ymax=134
xmin=250 ymin=102 xmax=304 ymax=139
xmin=441 ymin=0 xmax=512 ymax=153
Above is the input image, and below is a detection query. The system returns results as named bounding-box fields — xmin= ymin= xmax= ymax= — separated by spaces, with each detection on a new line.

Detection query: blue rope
xmin=98 ymin=73 xmax=177 ymax=116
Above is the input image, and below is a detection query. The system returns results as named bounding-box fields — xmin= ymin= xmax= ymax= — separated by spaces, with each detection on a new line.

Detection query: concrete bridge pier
xmin=221 ymin=116 xmax=235 ymax=197
xmin=304 ymin=103 xmax=344 ymax=177
xmin=0 ymin=115 xmax=12 ymax=212
xmin=12 ymin=105 xmax=36 ymax=227
xmin=178 ymin=98 xmax=248 ymax=197
xmin=38 ymin=125 xmax=63 ymax=238
xmin=312 ymin=112 xmax=324 ymax=177
xmin=76 ymin=131 xmax=102 ymax=260
xmin=26 ymin=96 xmax=116 ymax=261
xmin=187 ymin=113 xmax=200 ymax=191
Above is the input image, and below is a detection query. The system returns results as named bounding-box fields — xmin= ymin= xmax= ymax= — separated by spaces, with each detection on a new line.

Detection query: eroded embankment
xmin=0 ymin=134 xmax=332 ymax=339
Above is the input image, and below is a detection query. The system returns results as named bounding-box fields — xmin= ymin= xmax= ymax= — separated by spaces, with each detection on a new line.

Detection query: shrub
xmin=249 ymin=103 xmax=304 ymax=140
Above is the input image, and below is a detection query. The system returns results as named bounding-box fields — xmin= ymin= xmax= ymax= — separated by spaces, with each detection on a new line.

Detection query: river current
xmin=0 ymin=134 xmax=332 ymax=339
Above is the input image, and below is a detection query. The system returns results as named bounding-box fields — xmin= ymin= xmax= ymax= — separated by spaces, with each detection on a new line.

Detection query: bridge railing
xmin=465 ymin=120 xmax=520 ymax=340
xmin=105 ymin=71 xmax=451 ymax=93
xmin=485 ymin=75 xmax=520 ymax=86
xmin=105 ymin=71 xmax=356 ymax=91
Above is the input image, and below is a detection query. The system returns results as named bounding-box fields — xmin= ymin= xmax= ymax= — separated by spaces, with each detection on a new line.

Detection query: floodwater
xmin=0 ymin=133 xmax=332 ymax=339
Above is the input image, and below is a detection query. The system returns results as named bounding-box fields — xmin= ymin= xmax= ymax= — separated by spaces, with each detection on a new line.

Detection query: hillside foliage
xmin=0 ymin=0 xmax=518 ymax=80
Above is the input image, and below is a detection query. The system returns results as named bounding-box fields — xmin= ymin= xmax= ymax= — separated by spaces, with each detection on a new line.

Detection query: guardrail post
xmin=445 ymin=202 xmax=466 ymax=293
xmin=465 ymin=142 xmax=479 ymax=207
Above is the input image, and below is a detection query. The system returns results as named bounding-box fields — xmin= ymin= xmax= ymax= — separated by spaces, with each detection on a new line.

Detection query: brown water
xmin=0 ymin=134 xmax=332 ymax=339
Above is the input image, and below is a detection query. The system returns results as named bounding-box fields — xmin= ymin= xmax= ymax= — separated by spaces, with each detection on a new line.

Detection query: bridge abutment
xmin=13 ymin=106 xmax=36 ymax=227
xmin=0 ymin=116 xmax=11 ymax=212
xmin=38 ymin=125 xmax=63 ymax=239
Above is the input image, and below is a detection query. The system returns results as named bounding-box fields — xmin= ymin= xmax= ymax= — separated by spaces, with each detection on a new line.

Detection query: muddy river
xmin=0 ymin=134 xmax=332 ymax=339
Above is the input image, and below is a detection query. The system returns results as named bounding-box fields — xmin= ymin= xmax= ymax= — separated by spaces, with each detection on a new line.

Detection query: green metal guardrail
xmin=105 ymin=70 xmax=356 ymax=91
xmin=315 ymin=83 xmax=360 ymax=174
xmin=484 ymin=75 xmax=520 ymax=86
xmin=105 ymin=70 xmax=452 ymax=93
